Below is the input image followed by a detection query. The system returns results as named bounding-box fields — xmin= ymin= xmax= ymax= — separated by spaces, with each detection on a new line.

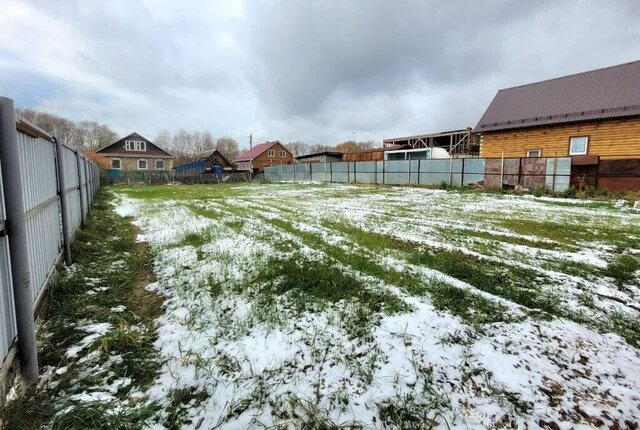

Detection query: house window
xmin=111 ymin=158 xmax=121 ymax=169
xmin=138 ymin=159 xmax=147 ymax=170
xmin=156 ymin=159 xmax=164 ymax=170
xmin=280 ymin=150 xmax=286 ymax=158
xmin=125 ymin=140 xmax=146 ymax=151
xmin=268 ymin=149 xmax=275 ymax=157
xmin=526 ymin=149 xmax=541 ymax=158
xmin=569 ymin=136 xmax=588 ymax=155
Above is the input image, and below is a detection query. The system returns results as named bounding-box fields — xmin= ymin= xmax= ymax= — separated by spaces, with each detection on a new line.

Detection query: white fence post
xmin=0 ymin=97 xmax=38 ymax=382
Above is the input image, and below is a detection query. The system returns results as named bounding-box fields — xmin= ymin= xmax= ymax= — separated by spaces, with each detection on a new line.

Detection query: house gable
xmin=97 ymin=132 xmax=174 ymax=158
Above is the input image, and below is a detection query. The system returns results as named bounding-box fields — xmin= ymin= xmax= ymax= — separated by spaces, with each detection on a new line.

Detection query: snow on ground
xmin=117 ymin=183 xmax=640 ymax=429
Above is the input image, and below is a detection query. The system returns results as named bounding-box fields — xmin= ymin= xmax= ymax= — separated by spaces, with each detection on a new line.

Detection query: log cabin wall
xmin=479 ymin=116 xmax=640 ymax=160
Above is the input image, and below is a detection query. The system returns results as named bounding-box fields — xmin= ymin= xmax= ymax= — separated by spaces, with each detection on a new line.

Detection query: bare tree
xmin=77 ymin=121 xmax=118 ymax=151
xmin=335 ymin=140 xmax=375 ymax=153
xmin=215 ymin=137 xmax=239 ymax=160
xmin=285 ymin=141 xmax=309 ymax=157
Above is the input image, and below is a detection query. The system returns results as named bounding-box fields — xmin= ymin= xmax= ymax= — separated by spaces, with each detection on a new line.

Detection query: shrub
xmin=561 ymin=186 xmax=577 ymax=198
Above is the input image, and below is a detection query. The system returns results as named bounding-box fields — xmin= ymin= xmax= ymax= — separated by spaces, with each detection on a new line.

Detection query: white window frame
xmin=268 ymin=149 xmax=275 ymax=157
xmin=280 ymin=150 xmax=286 ymax=158
xmin=111 ymin=158 xmax=121 ymax=169
xmin=155 ymin=159 xmax=164 ymax=170
xmin=569 ymin=136 xmax=588 ymax=155
xmin=125 ymin=140 xmax=146 ymax=151
xmin=137 ymin=159 xmax=148 ymax=170
xmin=526 ymin=149 xmax=541 ymax=158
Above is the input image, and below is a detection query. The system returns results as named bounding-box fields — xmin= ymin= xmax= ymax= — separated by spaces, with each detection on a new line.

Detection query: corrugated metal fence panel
xmin=293 ymin=163 xmax=311 ymax=181
xmin=384 ymin=160 xmax=410 ymax=185
xmin=25 ymin=200 xmax=62 ymax=302
xmin=545 ymin=157 xmax=571 ymax=192
xmin=418 ymin=159 xmax=457 ymax=185
xmin=17 ymin=131 xmax=64 ymax=303
xmin=62 ymin=147 xmax=82 ymax=233
xmin=331 ymin=162 xmax=350 ymax=183
xmin=310 ymin=164 xmax=330 ymax=182
xmin=0 ymin=161 xmax=17 ymax=364
xmin=17 ymin=131 xmax=58 ymax=213
xmin=63 ymin=146 xmax=79 ymax=189
xmin=354 ymin=161 xmax=376 ymax=183
xmin=79 ymin=157 xmax=88 ymax=218
xmin=462 ymin=159 xmax=485 ymax=185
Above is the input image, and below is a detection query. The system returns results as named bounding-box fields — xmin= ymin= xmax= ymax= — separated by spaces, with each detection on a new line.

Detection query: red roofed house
xmin=96 ymin=132 xmax=174 ymax=171
xmin=234 ymin=141 xmax=294 ymax=172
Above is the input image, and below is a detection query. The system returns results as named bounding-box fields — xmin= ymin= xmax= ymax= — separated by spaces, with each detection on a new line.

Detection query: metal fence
xmin=0 ymin=97 xmax=100 ymax=395
xmin=264 ymin=157 xmax=571 ymax=191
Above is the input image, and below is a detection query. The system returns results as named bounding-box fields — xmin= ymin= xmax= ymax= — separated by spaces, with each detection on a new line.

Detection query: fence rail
xmin=0 ymin=97 xmax=100 ymax=399
xmin=264 ymin=157 xmax=572 ymax=191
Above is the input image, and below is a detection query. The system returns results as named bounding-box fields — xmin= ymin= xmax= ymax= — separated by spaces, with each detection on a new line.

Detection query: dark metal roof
xmin=295 ymin=151 xmax=343 ymax=159
xmin=474 ymin=60 xmax=640 ymax=133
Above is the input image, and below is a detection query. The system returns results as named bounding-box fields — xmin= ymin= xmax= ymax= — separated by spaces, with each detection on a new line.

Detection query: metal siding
xmin=462 ymin=159 xmax=486 ymax=185
xmin=25 ymin=201 xmax=61 ymax=302
xmin=0 ymin=160 xmax=17 ymax=363
xmin=17 ymin=131 xmax=63 ymax=304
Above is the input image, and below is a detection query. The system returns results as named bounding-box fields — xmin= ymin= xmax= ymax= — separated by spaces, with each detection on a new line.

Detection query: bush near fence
xmin=264 ymin=157 xmax=571 ymax=191
xmin=0 ymin=97 xmax=100 ymax=402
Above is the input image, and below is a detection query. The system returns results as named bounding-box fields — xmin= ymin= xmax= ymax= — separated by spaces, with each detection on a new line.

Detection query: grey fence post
xmin=329 ymin=162 xmax=333 ymax=182
xmin=417 ymin=159 xmax=421 ymax=185
xmin=86 ymin=160 xmax=92 ymax=209
xmin=293 ymin=163 xmax=296 ymax=182
xmin=382 ymin=160 xmax=386 ymax=184
xmin=0 ymin=97 xmax=38 ymax=381
xmin=75 ymin=151 xmax=86 ymax=226
xmin=54 ymin=131 xmax=73 ymax=266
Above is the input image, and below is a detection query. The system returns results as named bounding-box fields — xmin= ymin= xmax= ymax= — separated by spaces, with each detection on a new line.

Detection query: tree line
xmin=284 ymin=140 xmax=376 ymax=157
xmin=17 ymin=108 xmax=379 ymax=167
xmin=16 ymin=108 xmax=240 ymax=166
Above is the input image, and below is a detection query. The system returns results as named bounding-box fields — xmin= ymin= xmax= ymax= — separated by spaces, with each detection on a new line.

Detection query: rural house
xmin=96 ymin=132 xmax=174 ymax=171
xmin=235 ymin=141 xmax=293 ymax=172
xmin=174 ymin=148 xmax=233 ymax=176
xmin=474 ymin=60 xmax=640 ymax=189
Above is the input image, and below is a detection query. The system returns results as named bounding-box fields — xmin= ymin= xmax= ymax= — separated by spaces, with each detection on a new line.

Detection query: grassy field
xmin=5 ymin=182 xmax=640 ymax=429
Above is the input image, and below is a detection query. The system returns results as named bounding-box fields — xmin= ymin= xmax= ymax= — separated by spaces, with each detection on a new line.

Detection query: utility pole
xmin=249 ymin=134 xmax=253 ymax=150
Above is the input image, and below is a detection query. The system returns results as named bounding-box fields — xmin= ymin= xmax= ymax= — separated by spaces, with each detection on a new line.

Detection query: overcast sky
xmin=1 ymin=0 xmax=639 ymax=149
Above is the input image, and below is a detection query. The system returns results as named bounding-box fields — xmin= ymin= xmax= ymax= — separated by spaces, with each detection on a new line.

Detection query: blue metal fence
xmin=265 ymin=157 xmax=570 ymax=191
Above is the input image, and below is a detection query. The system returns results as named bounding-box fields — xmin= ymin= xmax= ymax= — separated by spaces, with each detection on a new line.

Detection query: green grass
xmin=604 ymin=254 xmax=640 ymax=285
xmin=49 ymin=401 xmax=159 ymax=430
xmin=439 ymin=227 xmax=572 ymax=251
xmin=408 ymin=249 xmax=561 ymax=316
xmin=255 ymin=253 xmax=409 ymax=315
xmin=261 ymin=218 xmax=511 ymax=326
xmin=1 ymin=190 xmax=162 ymax=429
xmin=495 ymin=218 xmax=640 ymax=249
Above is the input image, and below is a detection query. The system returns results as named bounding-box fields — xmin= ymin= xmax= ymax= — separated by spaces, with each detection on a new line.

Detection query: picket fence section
xmin=0 ymin=97 xmax=100 ymax=393
xmin=265 ymin=157 xmax=571 ymax=191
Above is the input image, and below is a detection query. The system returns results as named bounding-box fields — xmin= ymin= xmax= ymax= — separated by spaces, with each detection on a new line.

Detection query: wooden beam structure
xmin=383 ymin=128 xmax=479 ymax=156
